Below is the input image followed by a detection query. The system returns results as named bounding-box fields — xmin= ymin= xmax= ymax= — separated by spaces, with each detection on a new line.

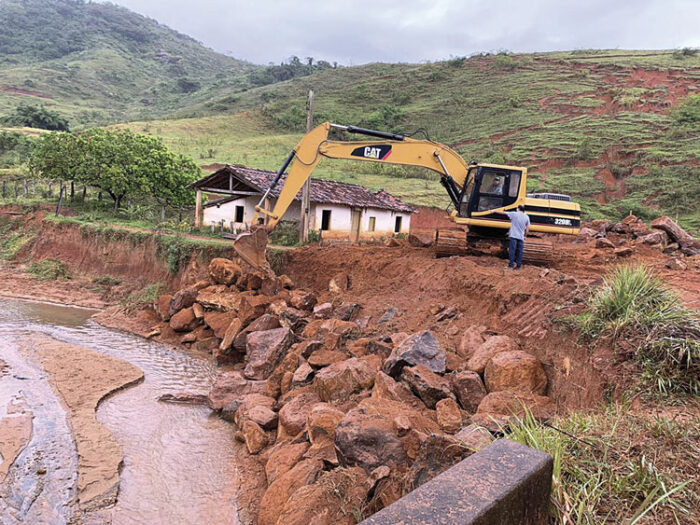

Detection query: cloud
xmin=105 ymin=0 xmax=700 ymax=64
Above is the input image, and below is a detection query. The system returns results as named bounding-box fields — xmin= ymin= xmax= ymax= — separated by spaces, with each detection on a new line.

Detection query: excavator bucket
xmin=233 ymin=228 xmax=269 ymax=269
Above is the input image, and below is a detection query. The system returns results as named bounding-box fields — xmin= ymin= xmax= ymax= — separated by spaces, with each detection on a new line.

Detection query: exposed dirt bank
xmin=26 ymin=334 xmax=144 ymax=508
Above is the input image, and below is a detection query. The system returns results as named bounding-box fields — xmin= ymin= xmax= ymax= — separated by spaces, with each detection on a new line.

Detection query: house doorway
xmin=350 ymin=208 xmax=361 ymax=243
xmin=394 ymin=216 xmax=402 ymax=233
xmin=321 ymin=209 xmax=332 ymax=231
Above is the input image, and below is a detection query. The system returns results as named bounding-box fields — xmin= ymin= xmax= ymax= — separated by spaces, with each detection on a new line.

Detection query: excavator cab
xmin=457 ymin=165 xmax=523 ymax=218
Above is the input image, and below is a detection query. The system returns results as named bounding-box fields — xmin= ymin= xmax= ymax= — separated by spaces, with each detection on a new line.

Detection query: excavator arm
xmin=252 ymin=121 xmax=471 ymax=228
xmin=233 ymin=121 xmax=472 ymax=268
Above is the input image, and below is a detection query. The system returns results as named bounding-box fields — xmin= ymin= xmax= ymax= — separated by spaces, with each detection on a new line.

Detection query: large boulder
xmin=302 ymin=318 xmax=360 ymax=340
xmin=208 ymin=257 xmax=242 ymax=285
xmin=472 ymin=391 xmax=556 ymax=431
xmin=169 ymin=286 xmax=198 ymax=317
xmin=240 ymin=420 xmax=267 ymax=454
xmin=207 ymin=370 xmax=266 ymax=410
xmin=314 ymin=358 xmax=375 ymax=402
xmin=651 ymin=216 xmax=698 ymax=255
xmin=403 ymin=434 xmax=471 ymax=493
xmin=404 ymin=434 xmax=473 ymax=492
xmin=436 ymin=398 xmax=462 ymax=433
xmin=238 ymin=295 xmax=274 ymax=326
xmin=466 ymin=335 xmax=519 ymax=374
xmin=334 ymin=408 xmax=407 ymax=473
xmin=197 ymin=286 xmax=240 ymax=312
xmin=156 ymin=294 xmax=173 ymax=321
xmin=400 ymin=365 xmax=453 ymax=409
xmin=232 ymin=393 xmax=277 ymax=429
xmin=276 ymin=467 xmax=369 ymax=525
xmin=288 ymin=290 xmax=318 ymax=311
xmin=371 ymin=371 xmax=425 ymax=410
xmin=264 ymin=441 xmax=310 ymax=484
xmin=383 ymin=331 xmax=446 ymax=377
xmin=203 ymin=310 xmax=236 ymax=338
xmin=257 ymin=458 xmax=324 ymax=525
xmin=334 ymin=397 xmax=438 ymax=473
xmin=307 ymin=350 xmax=348 ymax=368
xmin=450 ymin=370 xmax=487 ymax=413
xmin=244 ymin=327 xmax=295 ymax=380
xmin=457 ymin=325 xmax=488 ymax=360
xmin=265 ymin=343 xmax=305 ymax=399
xmin=278 ymin=391 xmax=322 ymax=438
xmin=169 ymin=307 xmax=199 ymax=332
xmin=454 ymin=424 xmax=493 ymax=452
xmin=483 ymin=350 xmax=547 ymax=395
xmin=306 ymin=403 xmax=345 ymax=445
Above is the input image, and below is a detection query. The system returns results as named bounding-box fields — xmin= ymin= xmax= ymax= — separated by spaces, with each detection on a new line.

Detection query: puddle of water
xmin=0 ymin=299 xmax=240 ymax=525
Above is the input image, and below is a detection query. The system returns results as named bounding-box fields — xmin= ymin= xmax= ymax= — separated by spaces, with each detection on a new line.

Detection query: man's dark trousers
xmin=508 ymin=237 xmax=524 ymax=269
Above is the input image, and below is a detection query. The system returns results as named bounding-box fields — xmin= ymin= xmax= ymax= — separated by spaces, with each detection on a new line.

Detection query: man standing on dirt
xmin=498 ymin=205 xmax=530 ymax=269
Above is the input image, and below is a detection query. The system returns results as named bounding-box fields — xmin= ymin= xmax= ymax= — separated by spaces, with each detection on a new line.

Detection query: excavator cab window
xmin=465 ymin=167 xmax=522 ymax=215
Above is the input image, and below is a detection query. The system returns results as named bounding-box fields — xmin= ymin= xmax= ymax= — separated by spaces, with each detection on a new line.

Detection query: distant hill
xmin=0 ymin=0 xmax=256 ymax=125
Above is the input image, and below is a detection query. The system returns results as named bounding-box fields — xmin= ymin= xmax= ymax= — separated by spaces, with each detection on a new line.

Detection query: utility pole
xmin=299 ymin=89 xmax=313 ymax=244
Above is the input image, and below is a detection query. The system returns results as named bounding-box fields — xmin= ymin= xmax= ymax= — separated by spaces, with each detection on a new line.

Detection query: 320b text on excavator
xmin=233 ymin=121 xmax=580 ymax=269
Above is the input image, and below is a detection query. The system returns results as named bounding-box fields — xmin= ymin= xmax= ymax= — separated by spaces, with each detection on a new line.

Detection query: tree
xmin=28 ymin=131 xmax=80 ymax=182
xmin=30 ymin=128 xmax=200 ymax=211
xmin=3 ymin=104 xmax=70 ymax=131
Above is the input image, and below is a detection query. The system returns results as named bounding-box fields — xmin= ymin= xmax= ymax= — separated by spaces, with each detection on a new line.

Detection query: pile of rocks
xmin=153 ymin=258 xmax=554 ymax=524
xmin=582 ymin=214 xmax=699 ymax=262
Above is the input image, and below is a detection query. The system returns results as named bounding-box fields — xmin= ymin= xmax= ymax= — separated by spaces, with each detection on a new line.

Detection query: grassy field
xmin=115 ymin=50 xmax=700 ymax=231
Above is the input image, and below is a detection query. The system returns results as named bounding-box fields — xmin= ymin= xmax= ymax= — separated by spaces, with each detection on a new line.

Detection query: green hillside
xmin=0 ymin=0 xmax=256 ymax=125
xmin=122 ymin=50 xmax=700 ymax=231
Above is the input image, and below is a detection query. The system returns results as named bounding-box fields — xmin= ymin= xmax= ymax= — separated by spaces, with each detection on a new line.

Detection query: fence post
xmin=56 ymin=185 xmax=65 ymax=217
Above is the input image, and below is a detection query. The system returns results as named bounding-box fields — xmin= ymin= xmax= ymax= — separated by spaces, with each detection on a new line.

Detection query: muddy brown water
xmin=0 ymin=299 xmax=240 ymax=525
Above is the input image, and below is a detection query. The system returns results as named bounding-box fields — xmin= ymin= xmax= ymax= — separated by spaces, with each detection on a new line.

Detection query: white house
xmin=189 ymin=165 xmax=414 ymax=241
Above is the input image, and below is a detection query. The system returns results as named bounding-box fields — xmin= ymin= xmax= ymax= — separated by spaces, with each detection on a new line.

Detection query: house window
xmin=394 ymin=216 xmax=402 ymax=233
xmin=235 ymin=205 xmax=244 ymax=223
xmin=321 ymin=209 xmax=332 ymax=231
xmin=368 ymin=216 xmax=376 ymax=232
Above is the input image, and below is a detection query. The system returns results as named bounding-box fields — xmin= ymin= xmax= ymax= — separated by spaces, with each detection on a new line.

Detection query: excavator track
xmin=435 ymin=228 xmax=555 ymax=265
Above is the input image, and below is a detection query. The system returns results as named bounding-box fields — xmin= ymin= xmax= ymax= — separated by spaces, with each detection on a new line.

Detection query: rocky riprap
xmin=147 ymin=257 xmax=556 ymax=525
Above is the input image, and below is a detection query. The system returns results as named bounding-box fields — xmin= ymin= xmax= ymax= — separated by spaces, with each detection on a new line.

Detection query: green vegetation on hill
xmin=0 ymin=0 xmax=255 ymax=125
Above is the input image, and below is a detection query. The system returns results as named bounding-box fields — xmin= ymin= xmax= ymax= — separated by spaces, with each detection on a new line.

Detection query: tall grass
xmin=507 ymin=408 xmax=695 ymax=524
xmin=575 ymin=265 xmax=699 ymax=397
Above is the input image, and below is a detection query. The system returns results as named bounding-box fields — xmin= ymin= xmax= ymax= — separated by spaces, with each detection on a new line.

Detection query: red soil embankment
xmin=410 ymin=206 xmax=455 ymax=233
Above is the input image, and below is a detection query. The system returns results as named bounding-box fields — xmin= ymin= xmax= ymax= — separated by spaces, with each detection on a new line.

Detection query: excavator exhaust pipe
xmin=233 ymin=227 xmax=270 ymax=270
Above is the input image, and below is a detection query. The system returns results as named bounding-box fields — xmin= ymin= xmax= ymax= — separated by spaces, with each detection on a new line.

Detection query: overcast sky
xmin=106 ymin=0 xmax=700 ymax=65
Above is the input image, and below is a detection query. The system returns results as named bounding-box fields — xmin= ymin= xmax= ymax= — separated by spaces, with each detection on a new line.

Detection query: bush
xmin=574 ymin=265 xmax=699 ymax=396
xmin=2 ymin=104 xmax=69 ymax=131
xmin=28 ymin=259 xmax=70 ymax=280
xmin=672 ymin=95 xmax=700 ymax=126
xmin=493 ymin=54 xmax=517 ymax=71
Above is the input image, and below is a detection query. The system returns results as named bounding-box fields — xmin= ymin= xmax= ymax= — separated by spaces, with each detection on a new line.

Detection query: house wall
xmin=203 ymin=196 xmax=411 ymax=239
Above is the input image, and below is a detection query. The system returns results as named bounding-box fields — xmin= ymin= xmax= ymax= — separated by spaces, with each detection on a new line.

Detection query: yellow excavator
xmin=233 ymin=121 xmax=580 ymax=268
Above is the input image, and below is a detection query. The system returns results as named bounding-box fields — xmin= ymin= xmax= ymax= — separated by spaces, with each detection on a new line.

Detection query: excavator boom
xmin=233 ymin=121 xmax=470 ymax=267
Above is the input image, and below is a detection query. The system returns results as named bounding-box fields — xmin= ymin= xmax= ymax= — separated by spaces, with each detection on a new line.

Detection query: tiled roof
xmin=189 ymin=164 xmax=415 ymax=213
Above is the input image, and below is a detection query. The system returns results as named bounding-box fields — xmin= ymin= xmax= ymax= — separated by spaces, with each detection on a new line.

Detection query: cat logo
xmin=351 ymin=144 xmax=392 ymax=160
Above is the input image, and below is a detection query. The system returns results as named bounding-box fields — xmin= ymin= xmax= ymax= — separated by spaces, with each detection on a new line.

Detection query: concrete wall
xmin=203 ymin=196 xmax=411 ymax=239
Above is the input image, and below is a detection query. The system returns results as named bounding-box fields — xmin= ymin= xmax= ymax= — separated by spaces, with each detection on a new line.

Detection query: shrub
xmin=493 ymin=54 xmax=517 ymax=71
xmin=672 ymin=95 xmax=700 ymax=126
xmin=574 ymin=265 xmax=699 ymax=396
xmin=28 ymin=259 xmax=70 ymax=280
